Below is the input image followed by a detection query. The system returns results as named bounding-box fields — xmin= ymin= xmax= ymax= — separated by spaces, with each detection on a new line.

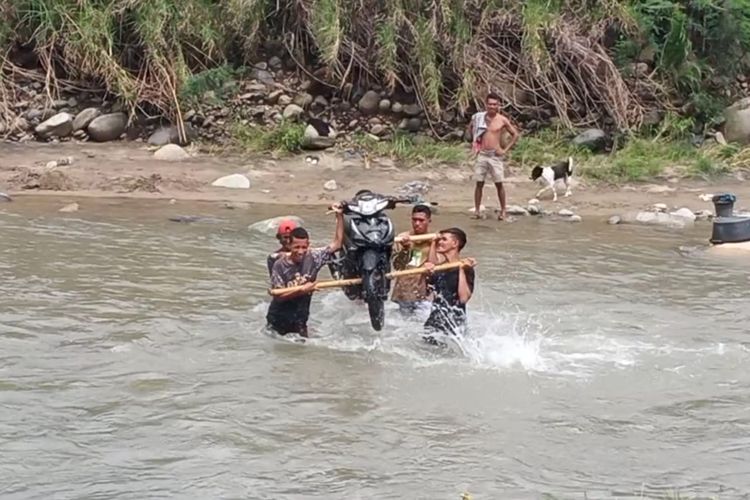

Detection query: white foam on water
xmin=254 ymin=289 xmax=740 ymax=379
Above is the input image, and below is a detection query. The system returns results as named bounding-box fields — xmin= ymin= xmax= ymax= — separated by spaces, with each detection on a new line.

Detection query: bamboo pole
xmin=268 ymin=259 xmax=472 ymax=296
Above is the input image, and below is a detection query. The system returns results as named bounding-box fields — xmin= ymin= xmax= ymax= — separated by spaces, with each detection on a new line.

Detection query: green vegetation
xmin=232 ymin=120 xmax=307 ymax=153
xmin=2 ymin=0 xmax=749 ymax=129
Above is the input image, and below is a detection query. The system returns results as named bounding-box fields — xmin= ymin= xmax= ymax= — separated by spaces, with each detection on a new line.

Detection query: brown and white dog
xmin=530 ymin=157 xmax=574 ymax=202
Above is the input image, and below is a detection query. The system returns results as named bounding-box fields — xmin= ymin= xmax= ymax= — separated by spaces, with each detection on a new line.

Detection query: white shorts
xmin=474 ymin=152 xmax=505 ymax=183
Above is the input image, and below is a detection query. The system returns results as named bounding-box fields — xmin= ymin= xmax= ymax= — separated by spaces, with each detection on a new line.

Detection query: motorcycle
xmin=328 ymin=190 xmax=417 ymax=331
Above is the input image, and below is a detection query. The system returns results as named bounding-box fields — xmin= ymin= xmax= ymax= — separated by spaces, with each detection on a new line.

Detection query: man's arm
xmin=328 ymin=204 xmax=345 ymax=252
xmin=425 ymin=235 xmax=446 ymax=265
xmin=498 ymin=118 xmax=520 ymax=154
xmin=457 ymin=261 xmax=476 ymax=304
xmin=391 ymin=232 xmax=412 ymax=270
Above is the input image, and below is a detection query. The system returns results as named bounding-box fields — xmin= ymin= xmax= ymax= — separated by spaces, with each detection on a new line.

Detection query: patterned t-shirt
xmin=266 ymin=247 xmax=334 ymax=334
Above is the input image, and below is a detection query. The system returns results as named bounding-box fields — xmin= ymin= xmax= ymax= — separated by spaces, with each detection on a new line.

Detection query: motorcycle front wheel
xmin=363 ymin=269 xmax=385 ymax=331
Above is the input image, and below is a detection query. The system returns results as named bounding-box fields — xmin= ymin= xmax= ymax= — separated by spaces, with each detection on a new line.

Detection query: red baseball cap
xmin=276 ymin=218 xmax=298 ymax=235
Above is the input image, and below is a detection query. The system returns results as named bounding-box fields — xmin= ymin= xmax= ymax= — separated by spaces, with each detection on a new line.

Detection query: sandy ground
xmin=2 ymin=141 xmax=750 ymax=217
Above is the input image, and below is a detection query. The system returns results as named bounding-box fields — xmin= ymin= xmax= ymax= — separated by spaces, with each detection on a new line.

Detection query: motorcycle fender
xmin=361 ymin=249 xmax=382 ymax=272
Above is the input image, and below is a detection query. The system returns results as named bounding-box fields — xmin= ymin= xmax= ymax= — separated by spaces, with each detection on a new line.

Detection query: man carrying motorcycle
xmin=266 ymin=204 xmax=344 ymax=337
xmin=390 ymin=204 xmax=433 ymax=319
xmin=422 ymin=227 xmax=477 ymax=344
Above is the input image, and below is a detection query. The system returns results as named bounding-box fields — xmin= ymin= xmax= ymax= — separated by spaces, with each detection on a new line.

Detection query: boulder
xmin=507 ymin=205 xmax=529 ymax=216
xmin=403 ymin=104 xmax=421 ymax=117
xmin=35 ymin=112 xmax=73 ymax=139
xmin=248 ymin=215 xmax=305 ymax=235
xmin=571 ymin=128 xmax=607 ymax=152
xmin=670 ymin=207 xmax=697 ymax=222
xmin=527 ymin=204 xmax=541 ymax=215
xmin=620 ymin=211 xmax=695 ymax=229
xmin=59 ymin=202 xmax=79 ymax=213
xmin=211 ymin=173 xmax=250 ymax=189
xmin=399 ymin=118 xmax=421 ymax=132
xmin=358 ymin=90 xmax=380 ymax=114
xmin=723 ymin=97 xmax=750 ymax=144
xmin=371 ymin=124 xmax=387 ymax=136
xmin=282 ymin=104 xmax=304 ymax=120
xmin=153 ymin=144 xmax=190 ymax=161
xmin=293 ymin=92 xmax=313 ymax=109
xmin=87 ymin=113 xmax=127 ymax=142
xmin=72 ymin=108 xmax=101 ymax=131
xmin=378 ymin=99 xmax=391 ymax=113
xmin=147 ymin=125 xmax=195 ymax=146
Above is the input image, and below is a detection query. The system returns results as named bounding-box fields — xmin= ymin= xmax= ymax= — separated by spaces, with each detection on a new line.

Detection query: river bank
xmin=2 ymin=141 xmax=749 ymax=219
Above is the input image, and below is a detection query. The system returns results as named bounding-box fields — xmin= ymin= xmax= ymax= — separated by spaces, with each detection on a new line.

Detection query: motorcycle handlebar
xmin=327 ymin=196 xmax=415 ymax=212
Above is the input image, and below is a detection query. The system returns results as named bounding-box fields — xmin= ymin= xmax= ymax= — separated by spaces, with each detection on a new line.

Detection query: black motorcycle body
xmin=329 ymin=192 xmax=406 ymax=330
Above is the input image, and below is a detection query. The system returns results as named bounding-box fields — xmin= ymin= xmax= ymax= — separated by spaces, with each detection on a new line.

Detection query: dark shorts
xmin=266 ymin=315 xmax=308 ymax=337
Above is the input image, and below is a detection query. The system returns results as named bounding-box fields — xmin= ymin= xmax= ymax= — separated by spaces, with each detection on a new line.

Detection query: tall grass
xmin=2 ymin=0 xmax=750 ymax=134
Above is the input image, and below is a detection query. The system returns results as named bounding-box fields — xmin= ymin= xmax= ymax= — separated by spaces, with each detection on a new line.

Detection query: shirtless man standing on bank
xmin=467 ymin=92 xmax=520 ymax=221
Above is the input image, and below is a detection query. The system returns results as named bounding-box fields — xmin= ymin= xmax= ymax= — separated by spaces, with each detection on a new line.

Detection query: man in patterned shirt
xmin=266 ymin=204 xmax=344 ymax=337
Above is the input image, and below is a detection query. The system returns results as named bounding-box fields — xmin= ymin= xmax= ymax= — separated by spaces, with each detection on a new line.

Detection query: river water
xmin=1 ymin=199 xmax=750 ymax=500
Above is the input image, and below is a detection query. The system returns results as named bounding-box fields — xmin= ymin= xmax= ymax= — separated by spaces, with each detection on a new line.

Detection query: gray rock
xmin=278 ymin=94 xmax=293 ymax=106
xmin=507 ymin=205 xmax=529 ymax=216
xmin=311 ymin=95 xmax=328 ymax=111
xmin=527 ymin=204 xmax=541 ymax=215
xmin=399 ymin=118 xmax=421 ymax=132
xmin=398 ymin=180 xmax=431 ymax=196
xmin=35 ymin=112 xmax=73 ymax=139
xmin=571 ymin=128 xmax=607 ymax=152
xmin=293 ymin=92 xmax=313 ymax=109
xmin=72 ymin=108 xmax=101 ymax=131
xmin=391 ymin=102 xmax=404 ymax=114
xmin=694 ymin=209 xmax=713 ymax=221
xmin=371 ymin=124 xmax=387 ymax=136
xmin=567 ymin=215 xmax=583 ymax=223
xmin=266 ymin=89 xmax=284 ymax=104
xmin=358 ymin=90 xmax=380 ymax=114
xmin=268 ymin=56 xmax=283 ymax=70
xmin=620 ymin=211 xmax=695 ymax=228
xmin=608 ymin=215 xmax=622 ymax=225
xmin=58 ymin=202 xmax=79 ymax=213
xmin=52 ymin=99 xmax=68 ymax=109
xmin=148 ymin=125 xmax=195 ymax=146
xmin=250 ymin=67 xmax=274 ymax=85
xmin=723 ymin=97 xmax=750 ymax=144
xmin=0 ymin=192 xmax=12 ymax=202
xmin=653 ymin=203 xmax=668 ymax=212
xmin=558 ymin=209 xmax=575 ymax=217
xmin=282 ymin=104 xmax=304 ymax=120
xmin=403 ymin=104 xmax=421 ymax=117
xmin=153 ymin=144 xmax=190 ymax=161
xmin=254 ymin=61 xmax=268 ymax=71
xmin=87 ymin=113 xmax=127 ymax=142
xmin=441 ymin=110 xmax=456 ymax=123
xmin=378 ymin=99 xmax=391 ymax=113
xmin=670 ymin=207 xmax=697 ymax=222
xmin=323 ymin=179 xmax=338 ymax=191
xmin=248 ymin=215 xmax=305 ymax=235
xmin=211 ymin=173 xmax=250 ymax=189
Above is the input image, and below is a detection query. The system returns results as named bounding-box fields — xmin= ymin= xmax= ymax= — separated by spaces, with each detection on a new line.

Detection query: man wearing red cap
xmin=267 ymin=218 xmax=299 ymax=277
xmin=266 ymin=205 xmax=344 ymax=337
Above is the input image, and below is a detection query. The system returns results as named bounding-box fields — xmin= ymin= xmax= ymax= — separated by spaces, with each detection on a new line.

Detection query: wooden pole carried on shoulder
xmin=269 ymin=233 xmax=437 ymax=261
xmin=268 ymin=259 xmax=472 ymax=296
